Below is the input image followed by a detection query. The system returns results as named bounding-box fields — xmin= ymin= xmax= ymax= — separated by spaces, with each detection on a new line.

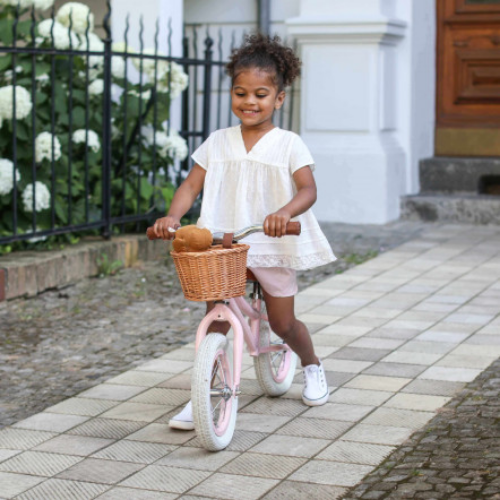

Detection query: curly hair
xmin=226 ymin=33 xmax=301 ymax=91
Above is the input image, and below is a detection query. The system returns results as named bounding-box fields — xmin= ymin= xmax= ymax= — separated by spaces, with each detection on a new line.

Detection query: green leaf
xmin=0 ymin=54 xmax=12 ymax=72
xmin=139 ymin=178 xmax=154 ymax=200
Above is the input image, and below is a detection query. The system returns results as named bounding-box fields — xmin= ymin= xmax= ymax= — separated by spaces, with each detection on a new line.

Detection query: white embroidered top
xmin=192 ymin=125 xmax=336 ymax=270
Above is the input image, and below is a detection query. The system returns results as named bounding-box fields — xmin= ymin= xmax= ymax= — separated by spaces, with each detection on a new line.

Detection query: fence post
xmin=102 ymin=1 xmax=113 ymax=238
xmin=202 ymin=34 xmax=214 ymax=141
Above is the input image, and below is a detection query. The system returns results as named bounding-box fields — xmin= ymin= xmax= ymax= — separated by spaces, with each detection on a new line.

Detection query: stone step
xmin=420 ymin=157 xmax=500 ymax=194
xmin=401 ymin=194 xmax=500 ymax=225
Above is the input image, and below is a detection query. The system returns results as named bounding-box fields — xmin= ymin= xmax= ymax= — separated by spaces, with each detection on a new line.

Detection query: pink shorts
xmin=248 ymin=267 xmax=298 ymax=298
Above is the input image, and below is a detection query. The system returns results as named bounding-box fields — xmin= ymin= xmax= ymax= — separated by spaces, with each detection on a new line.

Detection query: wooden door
xmin=436 ymin=0 xmax=500 ymax=156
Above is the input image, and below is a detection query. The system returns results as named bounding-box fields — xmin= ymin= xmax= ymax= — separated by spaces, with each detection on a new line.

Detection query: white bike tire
xmin=191 ymin=333 xmax=238 ymax=451
xmin=254 ymin=320 xmax=297 ymax=397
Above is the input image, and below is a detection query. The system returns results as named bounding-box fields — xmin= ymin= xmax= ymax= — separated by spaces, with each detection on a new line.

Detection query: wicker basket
xmin=171 ymin=244 xmax=250 ymax=302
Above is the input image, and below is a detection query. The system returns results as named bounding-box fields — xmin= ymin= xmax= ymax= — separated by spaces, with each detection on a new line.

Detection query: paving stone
xmin=418 ymin=366 xmax=482 ymax=382
xmin=435 ymin=354 xmax=497 ymax=370
xmin=98 ymin=487 xmax=177 ymax=499
xmin=345 ymin=375 xmax=411 ymax=392
xmin=129 ymin=388 xmax=191 ymax=406
xmin=92 ymin=440 xmax=176 ymax=464
xmin=276 ymin=417 xmax=353 ymax=439
xmin=302 ymin=402 xmax=374 ymax=422
xmin=33 ymin=435 xmax=114 ymax=456
xmin=155 ymin=447 xmax=239 ymax=471
xmin=262 ymin=480 xmax=347 ymax=500
xmin=398 ymin=340 xmax=457 ymax=354
xmin=105 ymin=371 xmax=174 ymax=387
xmin=77 ymin=384 xmax=146 ymax=401
xmin=157 ymin=373 xmax=192 ymax=390
xmin=57 ymin=457 xmax=144 ymax=484
xmin=45 ymin=398 xmax=119 ymax=417
xmin=317 ymin=440 xmax=395 ymax=465
xmin=67 ymin=418 xmax=146 ymax=440
xmin=401 ymin=379 xmax=465 ymax=397
xmin=328 ymin=388 xmax=393 ymax=406
xmin=0 ymin=450 xmax=82 ymax=477
xmin=381 ymin=351 xmax=444 ymax=366
xmin=15 ymin=477 xmax=107 ymax=500
xmin=188 ymin=472 xmax=278 ymax=500
xmin=120 ymin=464 xmax=210 ymax=493
xmin=0 ymin=449 xmax=20 ymax=463
xmin=349 ymin=337 xmax=407 ymax=350
xmin=310 ymin=334 xmax=356 ymax=347
xmin=220 ymin=452 xmax=306 ymax=479
xmin=0 ymin=471 xmax=45 ymax=497
xmin=99 ymin=402 xmax=175 ymax=422
xmin=362 ymin=408 xmax=435 ymax=429
xmin=0 ymin=428 xmax=56 ymax=450
xmin=13 ymin=413 xmax=89 ymax=433
xmin=137 ymin=359 xmax=193 ymax=373
xmin=364 ymin=362 xmax=426 ymax=378
xmin=342 ymin=424 xmax=413 ymax=446
xmin=240 ymin=397 xmax=307 ymax=417
xmin=126 ymin=423 xmax=196 ymax=445
xmin=289 ymin=459 xmax=373 ymax=487
xmin=187 ymin=430 xmax=267 ymax=453
xmin=250 ymin=434 xmax=330 ymax=458
xmin=322 ymin=358 xmax=374 ymax=373
xmin=235 ymin=413 xmax=292 ymax=433
xmin=384 ymin=393 xmax=451 ymax=412
xmin=328 ymin=347 xmax=392 ymax=362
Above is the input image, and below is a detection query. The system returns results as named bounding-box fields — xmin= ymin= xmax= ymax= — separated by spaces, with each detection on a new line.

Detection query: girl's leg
xmin=262 ymin=290 xmax=319 ymax=367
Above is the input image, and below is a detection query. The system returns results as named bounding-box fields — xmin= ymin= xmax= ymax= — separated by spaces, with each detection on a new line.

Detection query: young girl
xmin=153 ymin=33 xmax=336 ymax=431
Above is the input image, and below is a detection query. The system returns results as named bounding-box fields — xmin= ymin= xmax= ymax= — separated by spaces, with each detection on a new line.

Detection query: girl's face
xmin=231 ymin=67 xmax=285 ymax=130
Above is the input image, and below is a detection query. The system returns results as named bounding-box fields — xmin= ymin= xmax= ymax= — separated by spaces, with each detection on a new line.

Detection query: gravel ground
xmin=343 ymin=357 xmax=500 ymax=500
xmin=0 ymin=221 xmax=428 ymax=428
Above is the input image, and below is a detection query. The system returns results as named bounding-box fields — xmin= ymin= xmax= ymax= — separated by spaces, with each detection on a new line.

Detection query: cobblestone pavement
xmin=343 ymin=357 xmax=500 ymax=499
xmin=0 ymin=222 xmax=499 ymax=500
xmin=0 ymin=221 xmax=428 ymax=428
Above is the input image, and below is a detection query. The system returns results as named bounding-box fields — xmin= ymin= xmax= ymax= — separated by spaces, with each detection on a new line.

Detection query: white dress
xmin=191 ymin=125 xmax=336 ymax=271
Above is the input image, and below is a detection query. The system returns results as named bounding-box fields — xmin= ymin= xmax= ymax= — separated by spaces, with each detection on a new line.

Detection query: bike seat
xmin=246 ymin=269 xmax=258 ymax=282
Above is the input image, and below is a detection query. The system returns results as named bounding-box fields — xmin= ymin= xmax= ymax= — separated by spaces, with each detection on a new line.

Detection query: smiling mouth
xmin=242 ymin=110 xmax=259 ymax=114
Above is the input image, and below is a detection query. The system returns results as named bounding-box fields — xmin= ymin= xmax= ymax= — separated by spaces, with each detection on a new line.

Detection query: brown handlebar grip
xmin=285 ymin=222 xmax=301 ymax=236
xmin=146 ymin=227 xmax=159 ymax=240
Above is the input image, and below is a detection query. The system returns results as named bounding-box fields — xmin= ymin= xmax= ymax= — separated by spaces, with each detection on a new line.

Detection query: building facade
xmin=109 ymin=0 xmax=500 ymax=224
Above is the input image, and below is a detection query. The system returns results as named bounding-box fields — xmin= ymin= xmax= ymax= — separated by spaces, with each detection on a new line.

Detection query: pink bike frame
xmin=194 ymin=296 xmax=291 ymax=395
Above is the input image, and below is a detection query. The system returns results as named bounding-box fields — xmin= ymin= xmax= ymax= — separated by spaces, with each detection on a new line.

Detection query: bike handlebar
xmin=146 ymin=221 xmax=301 ymax=242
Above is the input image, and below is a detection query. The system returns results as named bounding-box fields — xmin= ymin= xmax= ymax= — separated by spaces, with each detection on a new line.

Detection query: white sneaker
xmin=168 ymin=401 xmax=194 ymax=431
xmin=302 ymin=361 xmax=329 ymax=406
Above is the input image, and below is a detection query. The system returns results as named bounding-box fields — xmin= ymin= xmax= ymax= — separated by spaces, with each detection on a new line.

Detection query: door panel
xmin=437 ymin=0 xmax=500 ymax=155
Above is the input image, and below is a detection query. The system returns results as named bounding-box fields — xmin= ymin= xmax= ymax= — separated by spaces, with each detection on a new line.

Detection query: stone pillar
xmin=287 ymin=0 xmax=407 ymax=224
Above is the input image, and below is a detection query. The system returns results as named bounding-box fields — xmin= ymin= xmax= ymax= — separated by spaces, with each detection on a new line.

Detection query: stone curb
xmin=0 ymin=235 xmax=169 ymax=301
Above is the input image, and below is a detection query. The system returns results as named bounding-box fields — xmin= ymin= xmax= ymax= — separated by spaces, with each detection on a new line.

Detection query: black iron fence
xmin=0 ymin=2 xmax=296 ymax=247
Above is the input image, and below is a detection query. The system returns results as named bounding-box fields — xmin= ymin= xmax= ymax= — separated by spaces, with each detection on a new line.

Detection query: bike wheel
xmin=254 ymin=320 xmax=298 ymax=397
xmin=191 ymin=333 xmax=238 ymax=451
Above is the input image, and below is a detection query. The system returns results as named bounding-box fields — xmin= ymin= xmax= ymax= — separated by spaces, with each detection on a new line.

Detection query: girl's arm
xmin=264 ymin=166 xmax=317 ymax=238
xmin=153 ymin=164 xmax=206 ymax=239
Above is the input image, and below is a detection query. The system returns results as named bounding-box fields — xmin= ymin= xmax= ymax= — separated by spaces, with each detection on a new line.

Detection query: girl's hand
xmin=153 ymin=216 xmax=181 ymax=240
xmin=264 ymin=209 xmax=291 ymax=238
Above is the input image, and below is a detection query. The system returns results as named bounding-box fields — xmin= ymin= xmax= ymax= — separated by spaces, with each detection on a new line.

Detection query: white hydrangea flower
xmin=0 ymin=158 xmax=20 ymax=196
xmin=27 ymin=227 xmax=48 ymax=243
xmin=161 ymin=130 xmax=188 ymax=161
xmin=72 ymin=129 xmax=100 ymax=152
xmin=111 ymin=56 xmax=126 ymax=79
xmin=0 ymin=0 xmax=32 ymax=8
xmin=36 ymin=73 xmax=50 ymax=87
xmin=128 ymin=89 xmax=151 ymax=101
xmin=56 ymin=2 xmax=94 ymax=35
xmin=155 ymin=61 xmax=188 ymax=99
xmin=22 ymin=181 xmax=51 ymax=212
xmin=141 ymin=126 xmax=188 ymax=161
xmin=112 ymin=42 xmax=136 ymax=54
xmin=35 ymin=132 xmax=61 ymax=163
xmin=88 ymin=78 xmax=104 ymax=95
xmin=0 ymin=85 xmax=32 ymax=120
xmin=3 ymin=66 xmax=23 ymax=83
xmin=37 ymin=19 xmax=79 ymax=50
xmin=33 ymin=0 xmax=54 ymax=10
